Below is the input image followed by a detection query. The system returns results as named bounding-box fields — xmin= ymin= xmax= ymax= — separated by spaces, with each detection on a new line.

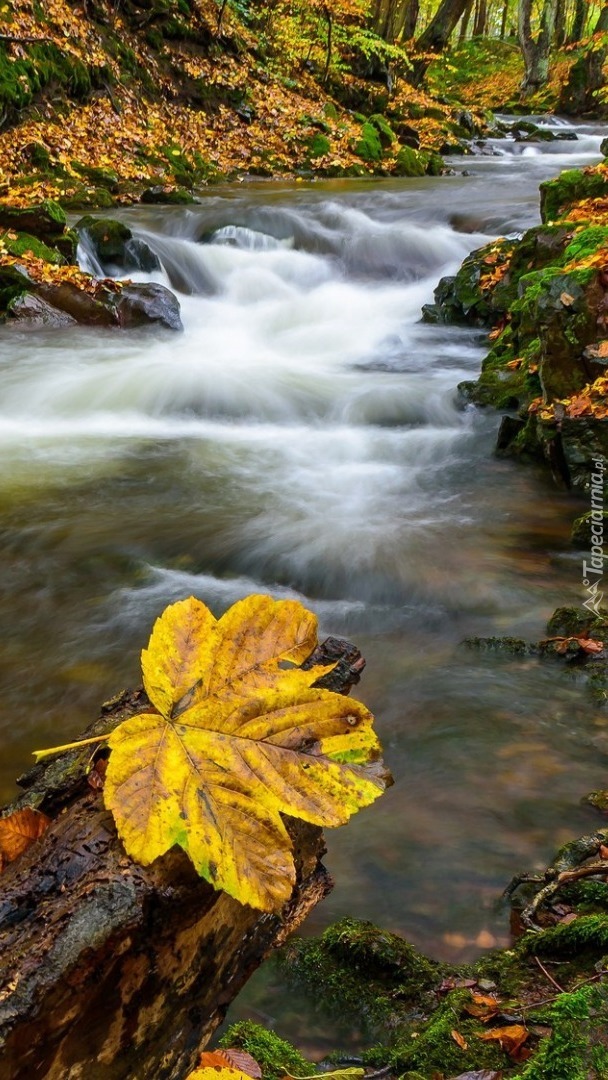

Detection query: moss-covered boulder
xmin=540 ymin=163 xmax=608 ymax=223
xmin=393 ymin=145 xmax=426 ymax=177
xmin=368 ymin=113 xmax=394 ymax=149
xmin=75 ymin=216 xmax=160 ymax=273
xmin=0 ymin=200 xmax=66 ymax=238
xmin=353 ymin=122 xmax=383 ymax=163
xmin=572 ymin=509 xmax=608 ymax=547
xmin=423 ymin=236 xmax=516 ymax=326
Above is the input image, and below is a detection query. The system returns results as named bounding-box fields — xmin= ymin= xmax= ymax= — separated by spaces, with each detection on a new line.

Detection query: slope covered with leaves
xmin=0 ymin=0 xmax=483 ymax=207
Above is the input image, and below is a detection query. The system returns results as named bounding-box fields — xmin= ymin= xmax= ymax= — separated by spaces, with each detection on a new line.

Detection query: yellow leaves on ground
xmin=104 ymin=595 xmax=389 ymax=912
xmin=0 ymin=807 xmax=51 ymax=872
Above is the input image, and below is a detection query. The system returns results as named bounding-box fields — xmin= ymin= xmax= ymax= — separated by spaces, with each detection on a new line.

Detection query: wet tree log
xmin=0 ymin=638 xmax=364 ymax=1080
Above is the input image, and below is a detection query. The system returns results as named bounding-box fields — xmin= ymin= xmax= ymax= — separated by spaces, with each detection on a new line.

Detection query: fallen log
xmin=0 ymin=637 xmax=364 ymax=1080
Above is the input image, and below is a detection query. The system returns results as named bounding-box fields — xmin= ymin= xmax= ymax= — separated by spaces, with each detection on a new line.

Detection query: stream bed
xmin=0 ymin=121 xmax=606 ymax=1004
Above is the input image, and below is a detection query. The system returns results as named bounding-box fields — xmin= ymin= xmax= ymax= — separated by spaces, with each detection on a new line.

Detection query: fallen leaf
xmin=560 ymin=292 xmax=575 ymax=306
xmin=451 ymin=1029 xmax=468 ymax=1050
xmin=0 ymin=807 xmax=51 ymax=867
xmin=478 ymin=1024 xmax=529 ymax=1058
xmin=200 ymin=1052 xmax=261 ymax=1079
xmin=104 ymin=595 xmax=389 ymax=911
xmin=187 ymin=1068 xmax=254 ymax=1080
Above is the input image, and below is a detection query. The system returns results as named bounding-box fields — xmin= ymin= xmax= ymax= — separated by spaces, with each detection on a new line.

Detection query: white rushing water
xmin=0 ymin=120 xmax=606 ymax=965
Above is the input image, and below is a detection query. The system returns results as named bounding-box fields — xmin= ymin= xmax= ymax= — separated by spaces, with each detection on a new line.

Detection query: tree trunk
xmin=0 ymin=638 xmax=364 ymax=1080
xmin=518 ymin=0 xmax=557 ymax=93
xmin=568 ymin=0 xmax=586 ymax=43
xmin=400 ymin=0 xmax=420 ymax=40
xmin=409 ymin=0 xmax=469 ymax=83
xmin=554 ymin=0 xmax=566 ymax=46
xmin=473 ymin=0 xmax=487 ymax=36
xmin=499 ymin=0 xmax=509 ymax=38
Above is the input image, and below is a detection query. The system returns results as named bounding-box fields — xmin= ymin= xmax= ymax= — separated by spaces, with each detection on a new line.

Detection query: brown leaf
xmin=0 ymin=807 xmax=51 ymax=866
xmin=200 ymin=1051 xmax=262 ymax=1079
xmin=448 ymin=1072 xmax=503 ymax=1080
xmin=578 ymin=638 xmax=604 ymax=654
xmin=560 ymin=292 xmax=575 ymax=306
xmin=451 ymin=1029 xmax=468 ymax=1050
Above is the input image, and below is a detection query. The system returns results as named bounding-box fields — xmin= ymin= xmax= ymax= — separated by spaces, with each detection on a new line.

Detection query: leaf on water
xmin=200 ymin=1051 xmax=262 ymax=1079
xmin=0 ymin=807 xmax=51 ymax=868
xmin=105 ymin=595 xmax=390 ymax=911
xmin=451 ymin=1029 xmax=468 ymax=1050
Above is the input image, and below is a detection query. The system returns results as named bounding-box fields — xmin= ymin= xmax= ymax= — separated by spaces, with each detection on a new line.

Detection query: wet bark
xmin=0 ymin=637 xmax=363 ymax=1080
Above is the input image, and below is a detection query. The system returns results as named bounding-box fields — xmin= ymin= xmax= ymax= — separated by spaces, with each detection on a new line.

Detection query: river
xmin=0 ymin=120 xmax=605 ymax=1007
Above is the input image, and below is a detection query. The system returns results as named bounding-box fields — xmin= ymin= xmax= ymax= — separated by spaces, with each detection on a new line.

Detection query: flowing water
xmin=1 ymin=120 xmax=606 ymax=1007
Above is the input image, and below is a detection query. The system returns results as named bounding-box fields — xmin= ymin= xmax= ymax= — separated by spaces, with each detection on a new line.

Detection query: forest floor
xmin=0 ymin=0 xmax=592 ymax=209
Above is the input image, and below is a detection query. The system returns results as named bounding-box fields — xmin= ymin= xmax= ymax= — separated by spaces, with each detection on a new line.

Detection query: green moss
xmin=366 ymin=988 xmax=505 ymax=1075
xmin=217 ymin=1021 xmax=315 ymax=1080
xmin=521 ymin=983 xmax=608 ymax=1080
xmin=524 ymin=915 xmax=608 ymax=959
xmin=393 ymin=145 xmax=426 ymax=177
xmin=1 ymin=230 xmax=65 ymax=264
xmin=354 ymin=122 xmax=383 ymax=162
xmin=546 ymin=606 xmax=608 ymax=637
xmin=368 ymin=113 xmax=394 ymax=148
xmin=281 ymin=918 xmax=438 ymax=1034
xmin=463 ymin=635 xmax=530 ymax=654
xmin=305 ymin=132 xmax=331 ymax=158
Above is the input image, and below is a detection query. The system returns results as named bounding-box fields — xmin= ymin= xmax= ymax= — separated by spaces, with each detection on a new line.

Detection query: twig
xmin=534 ymin=955 xmax=565 ymax=993
xmin=520 ymin=968 xmax=608 ymax=1012
xmin=0 ymin=33 xmax=53 ymax=44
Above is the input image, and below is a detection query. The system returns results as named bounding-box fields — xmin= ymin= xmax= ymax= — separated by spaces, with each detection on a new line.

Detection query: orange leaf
xmin=506 ymin=359 xmax=522 ymax=370
xmin=0 ymin=807 xmax=51 ymax=866
xmin=451 ymin=1029 xmax=468 ymax=1050
xmin=478 ymin=1024 xmax=529 ymax=1057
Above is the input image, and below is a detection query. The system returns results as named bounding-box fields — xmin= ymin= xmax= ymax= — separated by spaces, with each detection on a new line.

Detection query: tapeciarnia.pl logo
xmin=582 ymin=457 xmax=606 ymax=615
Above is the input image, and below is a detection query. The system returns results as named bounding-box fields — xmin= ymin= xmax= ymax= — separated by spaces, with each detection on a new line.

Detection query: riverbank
xmin=0 ymin=0 xmax=605 ymax=211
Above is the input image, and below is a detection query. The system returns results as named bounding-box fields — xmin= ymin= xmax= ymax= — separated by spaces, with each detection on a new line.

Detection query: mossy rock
xmin=423 ymin=237 xmax=516 ymax=327
xmin=76 ymin=216 xmax=160 ymax=273
xmin=393 ymin=145 xmax=426 ymax=177
xmin=571 ymin=509 xmax=608 ymax=547
xmin=0 ymin=230 xmax=65 ymax=265
xmin=540 ymin=165 xmax=608 ymax=223
xmin=546 ymin=605 xmax=608 ymax=637
xmin=60 ymin=186 xmax=115 ymax=210
xmin=72 ymin=163 xmax=120 ymax=191
xmin=0 ymin=200 xmax=66 ymax=237
xmin=354 ymin=122 xmax=383 ymax=163
xmin=141 ymin=186 xmax=197 ymax=204
xmin=368 ymin=113 xmax=394 ymax=148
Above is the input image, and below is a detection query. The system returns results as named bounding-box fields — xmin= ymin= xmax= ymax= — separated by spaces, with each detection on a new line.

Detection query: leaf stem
xmin=32 ymin=734 xmax=111 ymax=762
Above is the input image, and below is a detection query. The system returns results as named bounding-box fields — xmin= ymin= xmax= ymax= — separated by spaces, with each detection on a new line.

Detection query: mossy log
xmin=0 ymin=636 xmax=364 ymax=1080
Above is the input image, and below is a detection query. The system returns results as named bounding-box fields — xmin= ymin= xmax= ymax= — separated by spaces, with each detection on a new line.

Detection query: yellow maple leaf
xmin=41 ymin=595 xmax=388 ymax=912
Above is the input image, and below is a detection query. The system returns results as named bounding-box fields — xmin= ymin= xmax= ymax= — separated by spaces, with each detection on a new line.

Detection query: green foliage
xmin=305 ymin=132 xmax=331 ymax=158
